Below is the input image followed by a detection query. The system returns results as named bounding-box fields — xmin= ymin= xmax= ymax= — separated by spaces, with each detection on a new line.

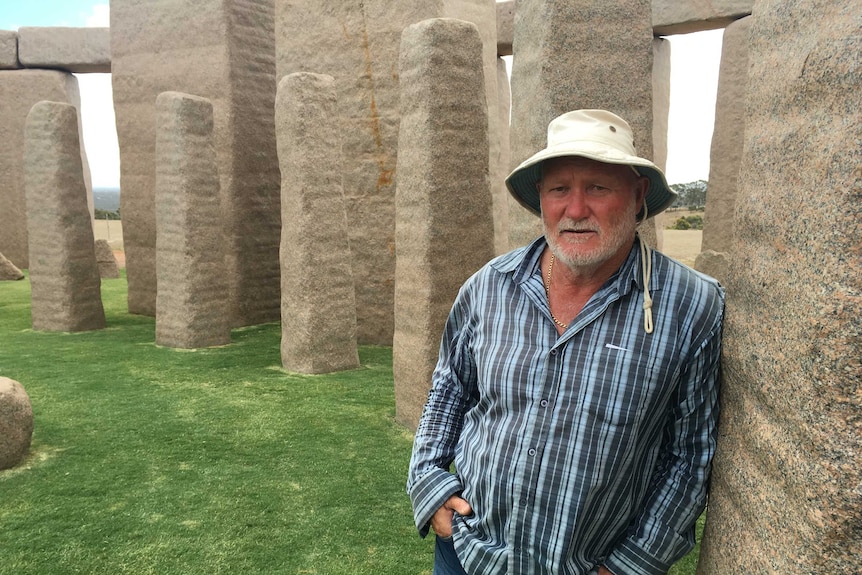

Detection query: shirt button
xmin=540 ymin=399 xmax=549 ymax=408
xmin=550 ymin=349 xmax=557 ymax=356
xmin=528 ymin=448 xmax=536 ymax=456
xmin=519 ymin=497 xmax=527 ymax=506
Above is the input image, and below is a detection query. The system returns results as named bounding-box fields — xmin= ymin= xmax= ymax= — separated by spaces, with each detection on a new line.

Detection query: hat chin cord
xmin=639 ymin=202 xmax=654 ymax=334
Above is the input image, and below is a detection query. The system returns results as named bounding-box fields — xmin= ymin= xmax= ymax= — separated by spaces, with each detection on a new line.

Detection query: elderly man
xmin=408 ymin=110 xmax=724 ymax=575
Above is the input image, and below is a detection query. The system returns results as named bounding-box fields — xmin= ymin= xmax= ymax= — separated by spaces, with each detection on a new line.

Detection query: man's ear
xmin=635 ymin=176 xmax=649 ymax=221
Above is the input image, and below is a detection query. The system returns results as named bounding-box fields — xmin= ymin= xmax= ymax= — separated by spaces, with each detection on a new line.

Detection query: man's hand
xmin=597 ymin=567 xmax=614 ymax=575
xmin=430 ymin=495 xmax=473 ymax=538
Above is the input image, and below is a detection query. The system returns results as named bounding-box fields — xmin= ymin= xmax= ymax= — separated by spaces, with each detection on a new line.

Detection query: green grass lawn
xmin=0 ymin=273 xmax=702 ymax=574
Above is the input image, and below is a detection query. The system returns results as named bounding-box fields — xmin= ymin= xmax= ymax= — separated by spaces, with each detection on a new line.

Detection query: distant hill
xmin=93 ymin=187 xmax=120 ymax=212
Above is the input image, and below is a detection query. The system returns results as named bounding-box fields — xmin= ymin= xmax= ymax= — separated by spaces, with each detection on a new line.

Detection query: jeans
xmin=433 ymin=536 xmax=469 ymax=575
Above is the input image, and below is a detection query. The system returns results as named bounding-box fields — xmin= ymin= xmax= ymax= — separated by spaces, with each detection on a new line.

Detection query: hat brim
xmin=504 ymin=141 xmax=677 ymax=219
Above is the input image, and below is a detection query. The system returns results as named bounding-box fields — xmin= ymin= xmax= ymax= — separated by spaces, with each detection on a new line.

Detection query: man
xmin=407 ymin=109 xmax=724 ymax=575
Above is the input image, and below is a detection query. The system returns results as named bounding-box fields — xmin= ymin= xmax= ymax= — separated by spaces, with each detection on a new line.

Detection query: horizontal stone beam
xmin=17 ymin=27 xmax=110 ymax=73
xmin=496 ymin=0 xmax=754 ymax=54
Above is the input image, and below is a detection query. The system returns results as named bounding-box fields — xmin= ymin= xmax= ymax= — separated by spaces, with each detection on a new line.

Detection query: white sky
xmin=3 ymin=2 xmax=724 ymax=188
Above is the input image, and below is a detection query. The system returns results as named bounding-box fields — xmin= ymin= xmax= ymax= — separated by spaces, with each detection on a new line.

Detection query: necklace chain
xmin=544 ymin=253 xmax=569 ymax=330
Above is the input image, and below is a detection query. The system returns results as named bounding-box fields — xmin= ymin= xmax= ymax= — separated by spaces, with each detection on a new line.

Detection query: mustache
xmin=557 ymin=218 xmax=599 ymax=234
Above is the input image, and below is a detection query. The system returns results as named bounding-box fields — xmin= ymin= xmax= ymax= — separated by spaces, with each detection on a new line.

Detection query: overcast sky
xmin=2 ymin=2 xmax=723 ymax=188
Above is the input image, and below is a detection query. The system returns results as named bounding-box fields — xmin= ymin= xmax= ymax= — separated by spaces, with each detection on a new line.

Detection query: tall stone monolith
xmin=275 ymin=73 xmax=359 ymax=374
xmin=697 ymin=3 xmax=861 ymax=573
xmin=0 ymin=70 xmax=92 ymax=268
xmin=508 ymin=0 xmax=662 ymax=249
xmin=111 ymin=0 xmax=280 ymax=326
xmin=24 ymin=100 xmax=105 ymax=332
xmin=701 ymin=16 xmax=751 ymax=254
xmin=393 ymin=18 xmax=495 ymax=430
xmin=276 ymin=0 xmax=498 ymax=346
xmin=494 ymin=56 xmax=511 ymax=255
xmin=154 ymin=92 xmax=230 ymax=350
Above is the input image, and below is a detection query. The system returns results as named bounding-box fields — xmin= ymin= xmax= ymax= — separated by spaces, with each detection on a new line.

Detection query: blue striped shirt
xmin=408 ymin=237 xmax=724 ymax=575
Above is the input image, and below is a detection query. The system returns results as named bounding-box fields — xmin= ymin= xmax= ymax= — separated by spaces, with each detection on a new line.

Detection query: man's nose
xmin=563 ymin=189 xmax=591 ymax=220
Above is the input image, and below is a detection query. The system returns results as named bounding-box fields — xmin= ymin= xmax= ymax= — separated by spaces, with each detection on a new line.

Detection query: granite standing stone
xmin=702 ymin=17 xmax=751 ymax=254
xmin=111 ymin=0 xmax=280 ymax=326
xmin=0 ymin=70 xmax=92 ymax=268
xmin=276 ymin=0 xmax=499 ymax=346
xmin=154 ymin=92 xmax=230 ymax=350
xmin=0 ymin=251 xmax=24 ymax=281
xmin=275 ymin=73 xmax=360 ymax=374
xmin=0 ymin=377 xmax=33 ymax=470
xmin=24 ymin=100 xmax=105 ymax=332
xmin=494 ymin=56 xmax=511 ymax=255
xmin=393 ymin=18 xmax=495 ymax=430
xmin=697 ymin=2 xmax=861 ymax=572
xmin=508 ymin=0 xmax=662 ymax=249
xmin=94 ymin=239 xmax=120 ymax=279
xmin=0 ymin=30 xmax=19 ymax=69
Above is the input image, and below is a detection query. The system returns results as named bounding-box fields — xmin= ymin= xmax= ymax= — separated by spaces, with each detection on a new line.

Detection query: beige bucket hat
xmin=505 ymin=109 xmax=676 ymax=219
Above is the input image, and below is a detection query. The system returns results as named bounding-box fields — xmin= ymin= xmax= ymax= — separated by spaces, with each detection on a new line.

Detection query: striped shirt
xmin=408 ymin=236 xmax=724 ymax=575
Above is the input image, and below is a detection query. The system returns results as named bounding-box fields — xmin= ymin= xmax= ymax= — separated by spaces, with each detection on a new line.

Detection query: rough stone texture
xmin=393 ymin=18 xmax=495 ymax=430
xmin=24 ymin=101 xmax=105 ymax=332
xmin=17 ymin=27 xmax=110 ymax=74
xmin=276 ymin=73 xmax=360 ymax=374
xmin=508 ymin=0 xmax=660 ymax=249
xmin=702 ymin=17 xmax=751 ymax=254
xmin=0 ymin=70 xmax=92 ymax=268
xmin=94 ymin=239 xmax=120 ymax=279
xmin=650 ymin=37 xmax=672 ymax=250
xmin=697 ymin=2 xmax=861 ymax=573
xmin=653 ymin=0 xmax=753 ymax=35
xmin=154 ymin=92 xmax=230 ymax=350
xmin=496 ymin=0 xmax=514 ymax=56
xmin=111 ymin=0 xmax=280 ymax=326
xmin=276 ymin=0 xmax=498 ymax=346
xmin=0 ymin=30 xmax=19 ymax=69
xmin=693 ymin=249 xmax=729 ymax=285
xmin=0 ymin=377 xmax=33 ymax=470
xmin=494 ymin=57 xmax=511 ymax=255
xmin=0 ymin=251 xmax=24 ymax=281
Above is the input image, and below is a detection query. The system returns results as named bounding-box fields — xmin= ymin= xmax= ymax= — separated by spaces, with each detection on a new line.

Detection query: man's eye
xmin=587 ymin=185 xmax=610 ymax=195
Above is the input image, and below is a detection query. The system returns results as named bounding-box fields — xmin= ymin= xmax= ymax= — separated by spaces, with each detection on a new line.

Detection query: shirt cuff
xmin=408 ymin=467 xmax=463 ymax=538
xmin=604 ymin=538 xmax=673 ymax=575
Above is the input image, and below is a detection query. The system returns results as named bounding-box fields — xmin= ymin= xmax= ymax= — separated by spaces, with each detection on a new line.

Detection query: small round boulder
xmin=0 ymin=377 xmax=34 ymax=470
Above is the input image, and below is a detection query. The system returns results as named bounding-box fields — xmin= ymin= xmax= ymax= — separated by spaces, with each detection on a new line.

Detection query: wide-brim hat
xmin=505 ymin=109 xmax=676 ymax=219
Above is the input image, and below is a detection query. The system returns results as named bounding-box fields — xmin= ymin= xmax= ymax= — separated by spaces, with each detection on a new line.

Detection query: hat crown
xmin=547 ymin=109 xmax=637 ymax=156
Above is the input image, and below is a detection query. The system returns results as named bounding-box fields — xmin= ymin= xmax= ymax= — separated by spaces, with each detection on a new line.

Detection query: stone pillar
xmin=508 ymin=0 xmax=657 ymax=248
xmin=697 ymin=3 xmax=861 ymax=572
xmin=111 ymin=0 xmax=280 ymax=326
xmin=494 ymin=56 xmax=511 ymax=255
xmin=701 ymin=16 xmax=751 ymax=254
xmin=0 ymin=252 xmax=24 ymax=281
xmin=0 ymin=70 xmax=92 ymax=268
xmin=275 ymin=72 xmax=359 ymax=374
xmin=651 ymin=37 xmax=672 ymax=250
xmin=154 ymin=92 xmax=230 ymax=350
xmin=393 ymin=18 xmax=495 ymax=430
xmin=24 ymin=100 xmax=105 ymax=332
xmin=94 ymin=239 xmax=120 ymax=279
xmin=276 ymin=0 xmax=498 ymax=346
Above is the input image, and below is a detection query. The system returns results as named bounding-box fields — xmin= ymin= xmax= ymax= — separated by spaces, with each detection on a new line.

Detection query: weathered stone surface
xmin=94 ymin=239 xmax=119 ymax=279
xmin=393 ymin=18 xmax=495 ymax=430
xmin=496 ymin=0 xmax=514 ymax=56
xmin=154 ymin=92 xmax=230 ymax=349
xmin=0 ymin=30 xmax=19 ymax=69
xmin=494 ymin=57 xmax=511 ymax=255
xmin=0 ymin=377 xmax=33 ymax=470
xmin=0 ymin=251 xmax=24 ymax=281
xmin=508 ymin=0 xmax=659 ymax=249
xmin=276 ymin=73 xmax=360 ymax=374
xmin=653 ymin=0 xmax=753 ymax=35
xmin=111 ymin=0 xmax=280 ymax=326
xmin=693 ymin=249 xmax=729 ymax=285
xmin=0 ymin=70 xmax=92 ymax=268
xmin=17 ymin=27 xmax=110 ymax=74
xmin=24 ymin=100 xmax=105 ymax=332
xmin=702 ymin=17 xmax=751 ymax=254
xmin=698 ymin=2 xmax=861 ymax=573
xmin=650 ymin=37 xmax=672 ymax=249
xmin=276 ymin=0 xmax=498 ymax=346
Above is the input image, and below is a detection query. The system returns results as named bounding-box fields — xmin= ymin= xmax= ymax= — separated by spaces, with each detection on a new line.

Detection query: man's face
xmin=538 ymin=156 xmax=647 ymax=274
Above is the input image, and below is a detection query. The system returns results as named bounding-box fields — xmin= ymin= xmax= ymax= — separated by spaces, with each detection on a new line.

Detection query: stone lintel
xmin=17 ymin=27 xmax=110 ymax=74
xmin=0 ymin=30 xmax=19 ymax=69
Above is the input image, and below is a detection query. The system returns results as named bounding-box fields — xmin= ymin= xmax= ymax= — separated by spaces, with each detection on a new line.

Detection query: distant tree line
xmin=669 ymin=180 xmax=707 ymax=210
xmin=95 ymin=208 xmax=121 ymax=220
